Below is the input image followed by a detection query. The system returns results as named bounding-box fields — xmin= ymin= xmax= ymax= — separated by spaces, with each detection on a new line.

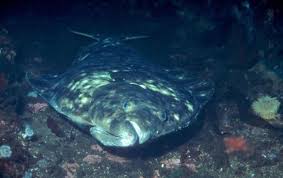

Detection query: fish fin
xmin=122 ymin=35 xmax=149 ymax=41
xmin=165 ymin=67 xmax=214 ymax=106
xmin=68 ymin=28 xmax=100 ymax=41
xmin=186 ymin=77 xmax=214 ymax=107
xmin=25 ymin=72 xmax=59 ymax=101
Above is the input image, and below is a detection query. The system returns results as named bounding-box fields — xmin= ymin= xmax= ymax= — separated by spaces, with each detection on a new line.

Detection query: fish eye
xmin=161 ymin=112 xmax=167 ymax=121
xmin=122 ymin=101 xmax=128 ymax=109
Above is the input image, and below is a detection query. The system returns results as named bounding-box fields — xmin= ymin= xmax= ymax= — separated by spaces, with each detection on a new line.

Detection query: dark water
xmin=1 ymin=1 xmax=283 ymax=178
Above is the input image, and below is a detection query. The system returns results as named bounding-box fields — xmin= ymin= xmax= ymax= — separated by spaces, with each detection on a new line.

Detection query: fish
xmin=26 ymin=37 xmax=214 ymax=147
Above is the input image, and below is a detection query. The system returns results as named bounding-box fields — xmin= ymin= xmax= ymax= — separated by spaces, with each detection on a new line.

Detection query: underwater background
xmin=1 ymin=0 xmax=283 ymax=177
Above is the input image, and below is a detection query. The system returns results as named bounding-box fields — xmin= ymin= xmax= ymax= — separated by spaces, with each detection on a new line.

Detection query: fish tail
xmin=188 ymin=79 xmax=215 ymax=107
xmin=25 ymin=72 xmax=58 ymax=101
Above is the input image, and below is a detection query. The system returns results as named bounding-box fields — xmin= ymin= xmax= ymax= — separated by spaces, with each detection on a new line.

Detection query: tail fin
xmin=25 ymin=72 xmax=59 ymax=101
xmin=186 ymin=78 xmax=215 ymax=107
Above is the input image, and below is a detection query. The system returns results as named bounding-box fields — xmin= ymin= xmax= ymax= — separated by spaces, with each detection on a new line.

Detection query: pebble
xmin=27 ymin=91 xmax=38 ymax=98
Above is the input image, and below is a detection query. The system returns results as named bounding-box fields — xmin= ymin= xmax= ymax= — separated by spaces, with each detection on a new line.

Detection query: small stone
xmin=27 ymin=91 xmax=38 ymax=98
xmin=22 ymin=170 xmax=33 ymax=178
xmin=36 ymin=159 xmax=49 ymax=168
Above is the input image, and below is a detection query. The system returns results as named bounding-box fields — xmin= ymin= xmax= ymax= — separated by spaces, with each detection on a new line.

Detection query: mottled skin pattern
xmin=27 ymin=38 xmax=214 ymax=147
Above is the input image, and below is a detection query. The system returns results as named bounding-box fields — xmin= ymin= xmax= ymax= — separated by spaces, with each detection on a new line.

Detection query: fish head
xmin=89 ymin=83 xmax=167 ymax=147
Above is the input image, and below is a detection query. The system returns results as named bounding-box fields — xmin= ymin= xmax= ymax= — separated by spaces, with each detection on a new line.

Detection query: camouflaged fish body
xmin=26 ymin=38 xmax=214 ymax=147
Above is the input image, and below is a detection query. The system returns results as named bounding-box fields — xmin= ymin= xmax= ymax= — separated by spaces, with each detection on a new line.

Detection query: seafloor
xmin=1 ymin=1 xmax=283 ymax=178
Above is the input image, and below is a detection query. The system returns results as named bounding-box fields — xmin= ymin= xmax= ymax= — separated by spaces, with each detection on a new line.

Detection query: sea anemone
xmin=0 ymin=144 xmax=12 ymax=158
xmin=251 ymin=95 xmax=281 ymax=121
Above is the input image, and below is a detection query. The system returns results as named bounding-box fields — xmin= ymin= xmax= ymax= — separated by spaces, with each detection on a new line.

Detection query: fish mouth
xmin=128 ymin=120 xmax=151 ymax=144
xmin=89 ymin=121 xmax=139 ymax=147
